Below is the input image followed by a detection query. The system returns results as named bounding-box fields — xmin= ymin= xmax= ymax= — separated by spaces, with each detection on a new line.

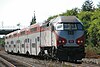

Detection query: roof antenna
xmin=34 ymin=11 xmax=36 ymax=21
xmin=2 ymin=21 xmax=4 ymax=28
xmin=30 ymin=11 xmax=36 ymax=25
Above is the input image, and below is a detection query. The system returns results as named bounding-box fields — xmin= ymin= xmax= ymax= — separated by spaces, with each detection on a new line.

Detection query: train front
xmin=52 ymin=16 xmax=85 ymax=61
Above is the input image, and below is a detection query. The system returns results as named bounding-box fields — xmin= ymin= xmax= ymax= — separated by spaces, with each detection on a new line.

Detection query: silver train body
xmin=5 ymin=16 xmax=85 ymax=61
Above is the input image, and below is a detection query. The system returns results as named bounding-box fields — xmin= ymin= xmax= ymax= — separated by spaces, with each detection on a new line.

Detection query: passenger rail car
xmin=5 ymin=16 xmax=85 ymax=61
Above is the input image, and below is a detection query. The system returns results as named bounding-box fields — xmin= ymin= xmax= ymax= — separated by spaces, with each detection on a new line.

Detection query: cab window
xmin=77 ymin=24 xmax=83 ymax=30
xmin=64 ymin=23 xmax=77 ymax=30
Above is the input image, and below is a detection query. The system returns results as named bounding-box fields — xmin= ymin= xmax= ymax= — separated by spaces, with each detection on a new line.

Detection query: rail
xmin=0 ymin=54 xmax=33 ymax=67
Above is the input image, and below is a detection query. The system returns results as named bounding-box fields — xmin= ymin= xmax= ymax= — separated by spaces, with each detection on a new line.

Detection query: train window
xmin=14 ymin=45 xmax=16 ymax=47
xmin=13 ymin=33 xmax=17 ymax=37
xmin=5 ymin=45 xmax=7 ymax=47
xmin=11 ymin=41 xmax=14 ymax=44
xmin=9 ymin=45 xmax=11 ymax=47
xmin=7 ymin=42 xmax=9 ymax=44
xmin=17 ymin=40 xmax=20 ymax=43
xmin=32 ymin=43 xmax=36 ymax=47
xmin=64 ymin=23 xmax=77 ymax=30
xmin=5 ymin=37 xmax=7 ymax=39
xmin=24 ymin=39 xmax=29 ymax=43
xmin=64 ymin=24 xmax=70 ymax=30
xmin=30 ymin=27 xmax=37 ymax=32
xmin=25 ymin=39 xmax=27 ymax=43
xmin=77 ymin=24 xmax=83 ymax=30
xmin=9 ymin=35 xmax=12 ymax=38
xmin=21 ymin=31 xmax=25 ymax=35
xmin=22 ymin=44 xmax=24 ymax=47
xmin=71 ymin=24 xmax=77 ymax=29
xmin=28 ymin=38 xmax=29 ymax=43
xmin=37 ymin=37 xmax=40 ymax=41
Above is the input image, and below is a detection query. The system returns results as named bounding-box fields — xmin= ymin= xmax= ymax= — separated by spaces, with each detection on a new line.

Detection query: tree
xmin=82 ymin=0 xmax=94 ymax=11
xmin=78 ymin=11 xmax=93 ymax=29
xmin=66 ymin=8 xmax=79 ymax=16
xmin=97 ymin=2 xmax=100 ymax=8
xmin=30 ymin=11 xmax=36 ymax=25
xmin=0 ymin=38 xmax=5 ymax=47
xmin=47 ymin=15 xmax=58 ymax=22
xmin=59 ymin=8 xmax=79 ymax=16
xmin=88 ymin=19 xmax=100 ymax=46
xmin=88 ymin=9 xmax=100 ymax=46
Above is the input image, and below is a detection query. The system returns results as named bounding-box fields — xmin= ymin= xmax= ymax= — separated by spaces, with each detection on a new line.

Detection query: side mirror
xmin=47 ymin=23 xmax=49 ymax=27
xmin=52 ymin=26 xmax=54 ymax=31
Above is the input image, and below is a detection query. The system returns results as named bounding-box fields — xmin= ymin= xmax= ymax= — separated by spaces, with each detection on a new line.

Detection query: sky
xmin=0 ymin=0 xmax=100 ymax=28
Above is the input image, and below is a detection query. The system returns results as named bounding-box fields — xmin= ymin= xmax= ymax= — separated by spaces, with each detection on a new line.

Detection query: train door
xmin=21 ymin=40 xmax=25 ymax=54
xmin=13 ymin=41 xmax=17 ymax=53
xmin=35 ymin=38 xmax=37 ymax=55
xmin=36 ymin=36 xmax=41 ymax=55
xmin=31 ymin=38 xmax=37 ymax=55
xmin=17 ymin=40 xmax=20 ymax=53
xmin=31 ymin=37 xmax=40 ymax=55
xmin=24 ymin=38 xmax=30 ymax=54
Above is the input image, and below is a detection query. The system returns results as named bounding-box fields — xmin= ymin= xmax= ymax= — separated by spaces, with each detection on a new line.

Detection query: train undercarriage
xmin=38 ymin=46 xmax=85 ymax=62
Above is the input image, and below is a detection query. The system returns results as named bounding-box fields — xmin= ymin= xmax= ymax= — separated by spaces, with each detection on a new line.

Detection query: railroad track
xmin=0 ymin=51 xmax=100 ymax=67
xmin=0 ymin=54 xmax=33 ymax=67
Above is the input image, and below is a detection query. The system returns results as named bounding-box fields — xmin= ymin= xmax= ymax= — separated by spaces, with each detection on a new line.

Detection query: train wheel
xmin=17 ymin=51 xmax=20 ymax=54
xmin=26 ymin=51 xmax=30 ymax=56
xmin=7 ymin=50 xmax=10 ymax=54
xmin=11 ymin=50 xmax=14 ymax=54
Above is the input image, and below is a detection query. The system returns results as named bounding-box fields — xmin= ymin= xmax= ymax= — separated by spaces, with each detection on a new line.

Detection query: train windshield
xmin=55 ymin=23 xmax=83 ymax=30
xmin=63 ymin=23 xmax=83 ymax=30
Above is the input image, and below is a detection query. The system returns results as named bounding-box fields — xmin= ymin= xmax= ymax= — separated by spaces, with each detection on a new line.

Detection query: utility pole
xmin=1 ymin=21 xmax=4 ymax=28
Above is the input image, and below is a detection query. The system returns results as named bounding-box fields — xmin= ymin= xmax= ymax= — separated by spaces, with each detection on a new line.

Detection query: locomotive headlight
xmin=62 ymin=40 xmax=65 ymax=43
xmin=76 ymin=35 xmax=85 ymax=46
xmin=77 ymin=40 xmax=83 ymax=44
xmin=57 ymin=36 xmax=67 ymax=46
xmin=77 ymin=40 xmax=80 ymax=43
xmin=81 ymin=40 xmax=83 ymax=43
xmin=59 ymin=40 xmax=62 ymax=43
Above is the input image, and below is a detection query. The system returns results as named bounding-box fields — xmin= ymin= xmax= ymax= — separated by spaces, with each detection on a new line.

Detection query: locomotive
xmin=5 ymin=16 xmax=85 ymax=61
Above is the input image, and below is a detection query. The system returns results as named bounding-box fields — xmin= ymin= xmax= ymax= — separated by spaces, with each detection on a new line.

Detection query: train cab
xmin=51 ymin=16 xmax=85 ymax=47
xmin=50 ymin=16 xmax=85 ymax=61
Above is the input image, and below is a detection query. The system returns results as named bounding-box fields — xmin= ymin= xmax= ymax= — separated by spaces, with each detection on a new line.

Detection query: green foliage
xmin=78 ymin=11 xmax=92 ymax=22
xmin=0 ymin=38 xmax=5 ymax=47
xmin=85 ymin=45 xmax=97 ymax=58
xmin=59 ymin=8 xmax=79 ymax=17
xmin=62 ymin=8 xmax=79 ymax=16
xmin=97 ymin=2 xmax=100 ymax=8
xmin=30 ymin=16 xmax=36 ymax=25
xmin=30 ymin=12 xmax=36 ymax=25
xmin=88 ymin=15 xmax=100 ymax=46
xmin=82 ymin=0 xmax=94 ymax=11
xmin=47 ymin=15 xmax=58 ymax=21
xmin=78 ymin=11 xmax=92 ymax=30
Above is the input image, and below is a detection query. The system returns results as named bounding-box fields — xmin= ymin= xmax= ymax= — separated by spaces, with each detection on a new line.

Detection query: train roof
xmin=5 ymin=30 xmax=20 ymax=36
xmin=50 ymin=16 xmax=82 ymax=23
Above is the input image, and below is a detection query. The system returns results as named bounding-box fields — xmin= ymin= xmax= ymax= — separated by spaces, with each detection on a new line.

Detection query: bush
xmin=85 ymin=45 xmax=97 ymax=58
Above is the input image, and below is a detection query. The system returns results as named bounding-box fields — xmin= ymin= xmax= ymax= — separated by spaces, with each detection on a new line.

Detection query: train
xmin=5 ymin=16 xmax=85 ymax=61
